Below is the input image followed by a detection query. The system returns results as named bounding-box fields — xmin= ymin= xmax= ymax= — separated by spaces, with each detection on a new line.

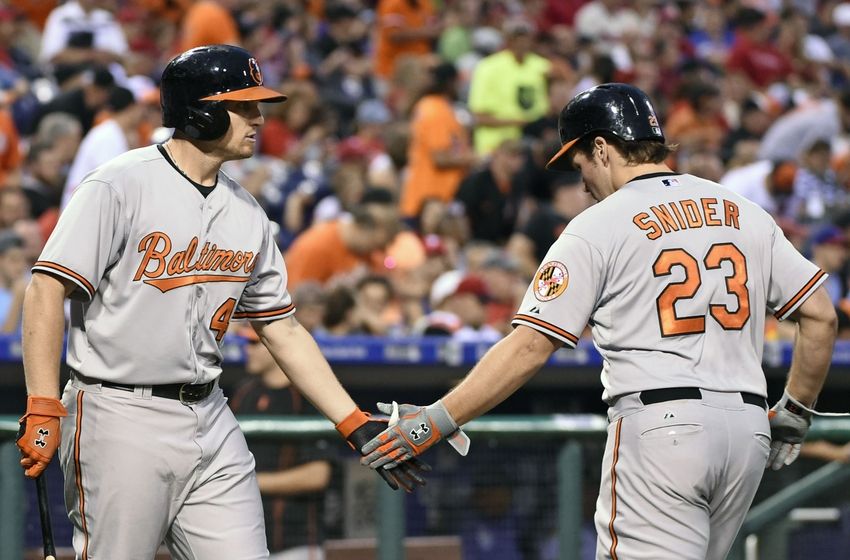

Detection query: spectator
xmin=415 ymin=270 xmax=501 ymax=342
xmin=353 ymin=274 xmax=400 ymax=336
xmin=335 ymin=99 xmax=397 ymax=191
xmin=790 ymin=140 xmax=849 ymax=224
xmin=687 ymin=4 xmax=735 ymax=67
xmin=284 ymin=191 xmax=401 ymax=289
xmin=229 ymin=327 xmax=336 ymax=559
xmin=20 ymin=141 xmax=64 ymax=226
xmin=808 ymin=225 xmax=848 ymax=305
xmin=455 ymin=138 xmax=527 ymax=244
xmin=468 ymin=18 xmax=551 ymax=155
xmin=400 ymin=62 xmax=476 ymax=220
xmin=0 ymin=188 xmax=31 ymax=229
xmin=479 ymin=252 xmax=526 ymax=335
xmin=312 ymin=4 xmax=375 ymax=133
xmin=32 ymin=112 xmax=83 ymax=170
xmin=828 ymin=3 xmax=850 ymax=84
xmin=506 ymin=171 xmax=589 ymax=278
xmin=310 ymin=162 xmax=368 ymax=225
xmin=721 ymin=159 xmax=798 ymax=221
xmin=61 ymin=86 xmax=146 ymax=209
xmin=0 ymin=229 xmax=27 ymax=332
xmin=178 ymin=0 xmax=240 ymax=52
xmin=290 ymin=281 xmax=328 ymax=335
xmin=373 ymin=0 xmax=441 ymax=92
xmin=30 ymin=65 xmax=114 ymax=135
xmin=573 ymin=0 xmax=643 ymax=42
xmin=726 ymin=7 xmax=794 ymax=89
xmin=318 ymin=285 xmax=360 ymax=336
xmin=0 ymin=102 xmax=21 ymax=188
xmin=664 ymin=81 xmax=728 ymax=153
xmin=758 ymin=88 xmax=850 ymax=163
xmin=720 ymin=96 xmax=772 ymax=165
xmin=39 ymin=0 xmax=127 ymax=84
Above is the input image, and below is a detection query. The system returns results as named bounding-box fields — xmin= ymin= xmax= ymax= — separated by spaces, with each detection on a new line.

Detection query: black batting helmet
xmin=160 ymin=45 xmax=287 ymax=141
xmin=546 ymin=83 xmax=665 ymax=171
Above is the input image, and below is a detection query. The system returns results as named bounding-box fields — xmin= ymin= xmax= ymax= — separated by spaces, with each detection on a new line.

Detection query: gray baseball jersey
xmin=510 ymin=172 xmax=825 ymax=560
xmin=40 ymin=144 xmax=294 ymax=559
xmin=512 ymin=173 xmax=824 ymax=402
xmin=35 ymin=144 xmax=294 ymax=384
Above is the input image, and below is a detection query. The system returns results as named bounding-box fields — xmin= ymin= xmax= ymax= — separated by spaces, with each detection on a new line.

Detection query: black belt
xmin=73 ymin=371 xmax=216 ymax=404
xmin=639 ymin=387 xmax=767 ymax=410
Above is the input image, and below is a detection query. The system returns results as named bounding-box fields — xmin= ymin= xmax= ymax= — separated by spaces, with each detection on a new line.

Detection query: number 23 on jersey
xmin=653 ymin=243 xmax=750 ymax=337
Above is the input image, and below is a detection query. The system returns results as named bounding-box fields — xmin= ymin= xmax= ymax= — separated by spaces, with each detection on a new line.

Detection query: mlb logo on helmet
xmin=648 ymin=114 xmax=662 ymax=136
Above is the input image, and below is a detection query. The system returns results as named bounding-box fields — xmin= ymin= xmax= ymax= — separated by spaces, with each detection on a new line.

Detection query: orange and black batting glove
xmin=16 ymin=396 xmax=68 ymax=478
xmin=335 ymin=407 xmax=431 ymax=492
xmin=360 ymin=400 xmax=470 ymax=470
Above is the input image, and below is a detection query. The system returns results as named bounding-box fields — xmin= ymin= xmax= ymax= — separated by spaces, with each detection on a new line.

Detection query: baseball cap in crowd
xmin=429 ymin=270 xmax=490 ymax=308
xmin=811 ymin=225 xmax=847 ymax=247
xmin=502 ymin=17 xmax=535 ymax=36
xmin=834 ymin=3 xmax=850 ymax=27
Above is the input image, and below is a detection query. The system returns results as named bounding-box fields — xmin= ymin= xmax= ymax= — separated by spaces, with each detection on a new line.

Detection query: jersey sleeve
xmin=33 ymin=180 xmax=125 ymax=301
xmin=511 ymin=233 xmax=604 ymax=347
xmin=234 ymin=218 xmax=295 ymax=321
xmin=767 ymin=221 xmax=827 ymax=320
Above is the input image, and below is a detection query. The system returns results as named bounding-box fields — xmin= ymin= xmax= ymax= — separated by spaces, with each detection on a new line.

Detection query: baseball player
xmin=15 ymin=45 xmax=425 ymax=560
xmin=358 ymin=83 xmax=838 ymax=560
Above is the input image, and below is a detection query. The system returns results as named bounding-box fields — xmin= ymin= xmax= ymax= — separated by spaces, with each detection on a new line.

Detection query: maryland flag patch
xmin=534 ymin=261 xmax=569 ymax=301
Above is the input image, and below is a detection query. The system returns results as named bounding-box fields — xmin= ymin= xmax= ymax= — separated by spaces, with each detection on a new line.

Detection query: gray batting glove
xmin=360 ymin=400 xmax=470 ymax=470
xmin=767 ymin=390 xmax=813 ymax=471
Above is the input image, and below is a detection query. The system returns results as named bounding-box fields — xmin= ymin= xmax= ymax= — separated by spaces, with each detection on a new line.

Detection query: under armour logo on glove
xmin=34 ymin=428 xmax=49 ymax=448
xmin=410 ymin=423 xmax=430 ymax=440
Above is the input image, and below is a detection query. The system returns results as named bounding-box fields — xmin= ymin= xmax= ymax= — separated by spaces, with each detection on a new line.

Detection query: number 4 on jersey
xmin=210 ymin=298 xmax=237 ymax=342
xmin=653 ymin=243 xmax=750 ymax=337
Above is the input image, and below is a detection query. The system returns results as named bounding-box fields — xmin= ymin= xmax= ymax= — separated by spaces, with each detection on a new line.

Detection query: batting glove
xmin=360 ymin=401 xmax=470 ymax=470
xmin=767 ymin=390 xmax=813 ymax=471
xmin=336 ymin=407 xmax=430 ymax=492
xmin=16 ymin=396 xmax=67 ymax=478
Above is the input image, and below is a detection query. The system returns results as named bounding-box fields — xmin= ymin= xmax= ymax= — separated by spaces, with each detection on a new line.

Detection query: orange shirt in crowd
xmin=13 ymin=0 xmax=56 ymax=30
xmin=283 ymin=221 xmax=365 ymax=289
xmin=179 ymin=1 xmax=240 ymax=52
xmin=664 ymin=101 xmax=728 ymax=152
xmin=0 ymin=109 xmax=21 ymax=187
xmin=400 ymin=94 xmax=469 ymax=218
xmin=373 ymin=0 xmax=435 ymax=79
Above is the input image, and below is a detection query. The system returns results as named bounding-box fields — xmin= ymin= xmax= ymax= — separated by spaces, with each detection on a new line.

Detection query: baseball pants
xmin=59 ymin=376 xmax=269 ymax=559
xmin=594 ymin=388 xmax=770 ymax=560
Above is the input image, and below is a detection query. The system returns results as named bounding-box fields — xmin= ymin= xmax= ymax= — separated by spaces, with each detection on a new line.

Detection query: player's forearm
xmin=442 ymin=326 xmax=559 ymax=425
xmin=21 ymin=274 xmax=69 ymax=398
xmin=258 ymin=317 xmax=358 ymax=423
xmin=786 ymin=289 xmax=837 ymax=406
xmin=256 ymin=460 xmax=332 ymax=495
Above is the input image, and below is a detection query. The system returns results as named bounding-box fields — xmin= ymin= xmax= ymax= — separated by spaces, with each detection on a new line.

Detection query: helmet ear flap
xmin=182 ymin=101 xmax=230 ymax=141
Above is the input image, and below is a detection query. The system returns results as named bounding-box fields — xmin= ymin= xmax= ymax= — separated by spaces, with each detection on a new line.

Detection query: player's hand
xmin=361 ymin=401 xmax=470 ymax=470
xmin=336 ymin=407 xmax=430 ymax=492
xmin=767 ymin=390 xmax=813 ymax=471
xmin=16 ymin=396 xmax=68 ymax=478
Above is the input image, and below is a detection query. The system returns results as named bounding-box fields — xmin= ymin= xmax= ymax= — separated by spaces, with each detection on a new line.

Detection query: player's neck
xmin=164 ymin=138 xmax=221 ymax=186
xmin=614 ymin=162 xmax=675 ymax=190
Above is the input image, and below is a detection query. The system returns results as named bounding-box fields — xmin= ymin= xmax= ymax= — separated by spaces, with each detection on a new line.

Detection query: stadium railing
xmin=2 ymin=416 xmax=850 ymax=560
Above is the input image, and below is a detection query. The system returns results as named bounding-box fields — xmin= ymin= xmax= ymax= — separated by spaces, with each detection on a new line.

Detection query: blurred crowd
xmin=3 ymin=0 xmax=850 ymax=342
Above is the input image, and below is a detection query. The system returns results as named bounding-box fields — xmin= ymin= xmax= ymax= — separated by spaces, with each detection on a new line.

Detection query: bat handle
xmin=35 ymin=474 xmax=57 ymax=559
